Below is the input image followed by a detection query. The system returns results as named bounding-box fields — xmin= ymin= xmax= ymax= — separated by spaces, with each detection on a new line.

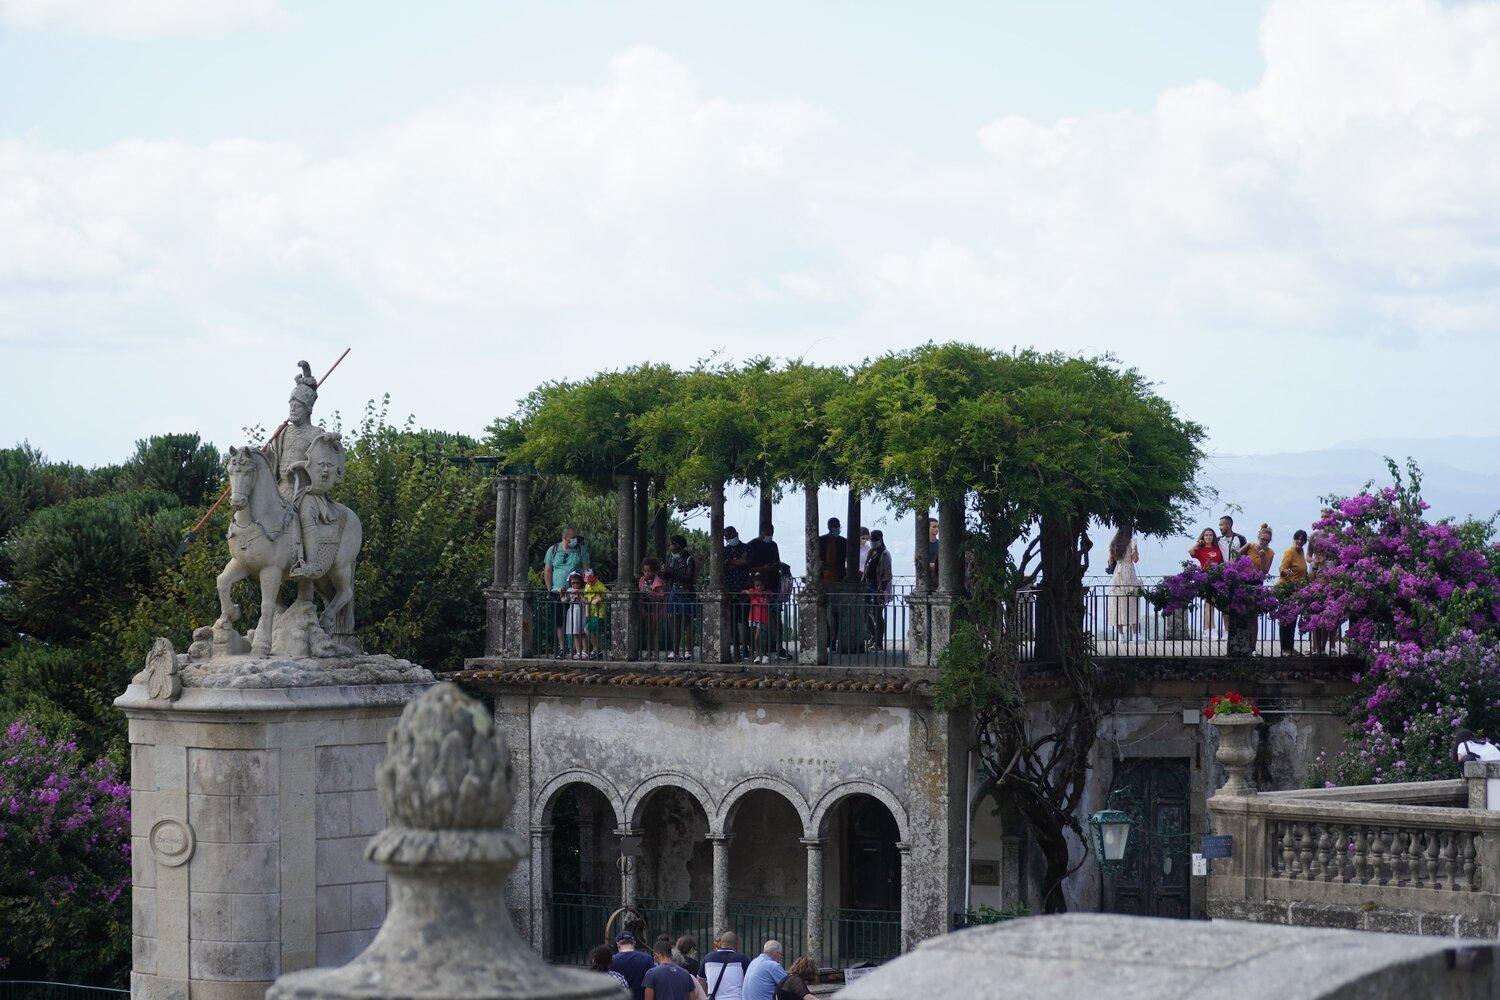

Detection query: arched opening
xmin=548 ymin=782 xmax=619 ymax=965
xmin=726 ymin=789 xmax=807 ymax=954
xmin=822 ymin=793 xmax=902 ymax=968
xmin=969 ymin=789 xmax=1025 ymax=917
xmin=636 ymin=786 xmax=714 ymax=946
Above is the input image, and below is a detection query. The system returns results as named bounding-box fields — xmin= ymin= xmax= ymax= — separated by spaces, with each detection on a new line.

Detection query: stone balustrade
xmin=1209 ymin=773 xmax=1500 ymax=936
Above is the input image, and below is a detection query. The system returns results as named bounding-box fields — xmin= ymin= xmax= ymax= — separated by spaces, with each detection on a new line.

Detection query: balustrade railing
xmin=1266 ymin=818 xmax=1481 ymax=892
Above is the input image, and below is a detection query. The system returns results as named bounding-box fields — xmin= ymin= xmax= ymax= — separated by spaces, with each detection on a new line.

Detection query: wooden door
xmin=1102 ymin=758 xmax=1191 ymax=918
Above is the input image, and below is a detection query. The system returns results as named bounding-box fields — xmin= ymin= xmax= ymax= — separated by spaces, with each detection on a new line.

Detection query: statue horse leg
xmin=251 ymin=562 xmax=286 ymax=656
xmin=216 ymin=557 xmax=248 ymax=625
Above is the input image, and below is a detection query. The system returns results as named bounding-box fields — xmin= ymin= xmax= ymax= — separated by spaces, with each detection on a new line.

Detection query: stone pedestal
xmin=700 ymin=590 xmax=732 ymax=665
xmin=797 ymin=587 xmax=828 ymax=665
xmin=907 ymin=593 xmax=956 ymax=667
xmin=118 ymin=674 xmax=432 ymax=1000
xmin=485 ymin=587 xmax=535 ymax=659
xmin=1210 ymin=714 xmax=1262 ymax=797
xmin=1464 ymin=761 xmax=1500 ymax=811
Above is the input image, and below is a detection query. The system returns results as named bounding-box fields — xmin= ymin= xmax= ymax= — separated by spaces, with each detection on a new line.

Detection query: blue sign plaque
xmin=1200 ymin=835 xmax=1233 ymax=859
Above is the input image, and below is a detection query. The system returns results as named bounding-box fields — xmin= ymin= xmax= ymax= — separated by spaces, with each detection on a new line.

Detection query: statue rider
xmin=268 ymin=362 xmax=342 ymax=581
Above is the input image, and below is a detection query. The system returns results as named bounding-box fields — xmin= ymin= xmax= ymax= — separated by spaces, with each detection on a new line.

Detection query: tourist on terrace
xmin=819 ymin=516 xmax=849 ymax=654
xmin=611 ymin=930 xmax=656 ymax=1000
xmin=639 ymin=557 xmax=667 ymax=659
xmin=543 ymin=526 xmax=591 ymax=658
xmin=743 ymin=940 xmax=788 ymax=1000
xmin=743 ymin=572 xmax=774 ymax=664
xmin=927 ymin=518 xmax=940 ymax=589
xmin=1240 ymin=523 xmax=1275 ymax=578
xmin=701 ymin=930 xmax=752 ymax=1000
xmin=775 ymin=562 xmax=795 ymax=660
xmin=583 ymin=569 xmax=608 ymax=659
xmin=664 ymin=534 xmax=698 ymax=661
xmin=590 ymin=944 xmax=631 ymax=993
xmin=1189 ymin=528 xmax=1223 ymax=638
xmin=774 ymin=957 xmax=818 ymax=1000
xmin=859 ymin=526 xmax=872 ymax=575
xmin=723 ymin=526 xmax=752 ymax=659
xmin=1216 ymin=515 xmax=1247 ymax=565
xmin=746 ymin=522 xmax=781 ymax=590
xmin=864 ymin=529 xmax=893 ymax=651
xmin=562 ymin=571 xmax=588 ymax=659
xmin=1107 ymin=523 xmax=1142 ymax=644
xmin=1278 ymin=529 xmax=1309 ymax=655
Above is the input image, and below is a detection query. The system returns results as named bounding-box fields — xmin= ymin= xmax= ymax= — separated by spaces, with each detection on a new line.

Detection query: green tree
xmin=119 ymin=433 xmax=224 ymax=507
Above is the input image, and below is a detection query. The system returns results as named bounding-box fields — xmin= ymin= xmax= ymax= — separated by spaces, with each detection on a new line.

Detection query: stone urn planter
xmin=1224 ymin=612 xmax=1256 ymax=657
xmin=1210 ymin=713 xmax=1262 ymax=797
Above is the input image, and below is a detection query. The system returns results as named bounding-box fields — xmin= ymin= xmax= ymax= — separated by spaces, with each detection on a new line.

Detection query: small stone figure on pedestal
xmin=267 ymin=683 xmax=625 ymax=999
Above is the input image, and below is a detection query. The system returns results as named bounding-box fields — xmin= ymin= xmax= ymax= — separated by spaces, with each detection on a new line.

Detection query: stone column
xmin=702 ymin=480 xmax=730 ymax=664
xmin=529 ymin=825 xmax=554 ymax=956
xmin=846 ymin=491 xmax=862 ymax=581
xmin=120 ymin=667 xmax=435 ymax=999
xmin=484 ymin=477 xmax=514 ymax=657
xmin=633 ymin=476 xmax=649 ymax=570
xmin=801 ymin=838 xmax=825 ymax=966
xmin=897 ymin=840 xmax=914 ymax=953
xmin=913 ymin=507 xmax=930 ymax=595
xmin=618 ymin=828 xmax=641 ymax=909
xmin=510 ymin=476 xmax=531 ymax=589
xmin=1466 ymin=761 xmax=1500 ymax=810
xmin=492 ymin=476 xmax=512 ymax=589
xmin=937 ymin=499 xmax=962 ymax=594
xmin=612 ymin=476 xmax=641 ymax=660
xmin=798 ymin=484 xmax=828 ymax=665
xmin=709 ymin=834 xmax=732 ymax=936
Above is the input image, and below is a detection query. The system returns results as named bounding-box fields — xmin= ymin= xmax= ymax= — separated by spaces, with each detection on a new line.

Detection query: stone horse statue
xmin=217 ymin=443 xmax=363 ymax=656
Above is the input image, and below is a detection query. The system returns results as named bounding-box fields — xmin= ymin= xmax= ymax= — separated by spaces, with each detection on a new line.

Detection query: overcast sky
xmin=3 ymin=0 xmax=1498 ymax=468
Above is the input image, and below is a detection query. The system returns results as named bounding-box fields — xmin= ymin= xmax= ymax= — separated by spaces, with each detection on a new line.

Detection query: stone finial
xmin=267 ymin=683 xmax=624 ymax=1000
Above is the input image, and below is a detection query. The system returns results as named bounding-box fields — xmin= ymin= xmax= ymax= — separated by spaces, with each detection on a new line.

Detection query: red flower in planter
xmin=1205 ymin=691 xmax=1260 ymax=719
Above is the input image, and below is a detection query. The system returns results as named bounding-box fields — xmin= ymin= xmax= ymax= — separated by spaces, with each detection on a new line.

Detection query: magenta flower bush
xmin=1147 ymin=556 xmax=1278 ymax=618
xmin=1293 ymin=462 xmax=1500 ymax=786
xmin=0 ymin=717 xmax=131 ymax=985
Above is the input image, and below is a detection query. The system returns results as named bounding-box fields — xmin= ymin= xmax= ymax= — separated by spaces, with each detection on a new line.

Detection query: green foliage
xmin=0 ymin=643 xmax=127 ymax=754
xmin=509 ymin=364 xmax=681 ymax=482
xmin=0 ymin=489 xmax=187 ymax=644
xmin=118 ymin=433 xmax=224 ymax=507
xmin=339 ymin=403 xmax=493 ymax=670
xmin=934 ymin=621 xmax=1015 ymax=712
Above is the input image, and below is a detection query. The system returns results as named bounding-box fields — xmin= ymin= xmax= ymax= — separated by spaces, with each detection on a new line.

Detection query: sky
xmin=2 ymin=0 xmax=1499 ymax=470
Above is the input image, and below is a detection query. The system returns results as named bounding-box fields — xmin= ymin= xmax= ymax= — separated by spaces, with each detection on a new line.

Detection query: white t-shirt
xmin=1460 ymin=739 xmax=1500 ymax=762
xmin=859 ymin=539 xmax=872 ymax=573
xmin=702 ymin=949 xmax=750 ymax=1000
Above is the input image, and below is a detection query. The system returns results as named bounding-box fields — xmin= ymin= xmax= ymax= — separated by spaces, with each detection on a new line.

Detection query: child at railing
xmin=744 ymin=571 xmax=773 ymax=664
xmin=583 ymin=569 xmax=608 ymax=659
xmin=562 ymin=571 xmax=588 ymax=659
xmin=639 ymin=557 xmax=667 ymax=659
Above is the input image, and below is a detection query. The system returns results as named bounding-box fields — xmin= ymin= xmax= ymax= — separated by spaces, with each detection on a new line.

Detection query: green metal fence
xmin=636 ymin=896 xmax=715 ymax=946
xmin=0 ymin=984 xmax=127 ymax=999
xmin=826 ymin=908 xmax=901 ymax=969
xmin=549 ymin=891 xmax=620 ymax=967
xmin=725 ymin=901 xmax=805 ymax=957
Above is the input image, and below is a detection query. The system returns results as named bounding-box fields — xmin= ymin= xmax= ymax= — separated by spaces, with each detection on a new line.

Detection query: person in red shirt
xmin=743 ymin=572 xmax=774 ymax=665
xmin=1188 ymin=528 xmax=1223 ymax=639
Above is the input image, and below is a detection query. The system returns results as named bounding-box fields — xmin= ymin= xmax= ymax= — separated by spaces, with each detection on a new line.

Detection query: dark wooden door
xmin=846 ymin=796 xmax=900 ymax=910
xmin=1103 ymin=758 xmax=1190 ymax=918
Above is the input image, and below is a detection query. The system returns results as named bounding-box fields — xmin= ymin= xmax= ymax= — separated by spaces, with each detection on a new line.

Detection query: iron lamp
xmin=1087 ymin=808 xmax=1133 ymax=871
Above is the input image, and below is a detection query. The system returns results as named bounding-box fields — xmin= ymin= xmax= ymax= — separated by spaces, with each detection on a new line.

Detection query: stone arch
xmin=534 ymin=768 xmax=627 ymax=828
xmin=712 ymin=775 xmax=813 ymax=837
xmin=623 ymin=771 xmax=717 ymax=831
xmin=810 ymin=780 xmax=910 ymax=841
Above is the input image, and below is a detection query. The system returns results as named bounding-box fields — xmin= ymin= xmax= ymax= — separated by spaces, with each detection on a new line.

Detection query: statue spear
xmin=175 ymin=347 xmax=352 ymax=559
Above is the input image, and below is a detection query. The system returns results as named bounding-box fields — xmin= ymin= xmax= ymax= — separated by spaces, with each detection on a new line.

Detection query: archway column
xmin=529 ymin=824 xmax=554 ymax=955
xmin=801 ymin=838 xmax=826 ymax=967
xmin=709 ymin=833 xmax=733 ymax=934
xmin=617 ymin=826 xmax=642 ymax=909
xmin=613 ymin=475 xmax=641 ymax=660
xmin=897 ymin=840 xmax=913 ymax=953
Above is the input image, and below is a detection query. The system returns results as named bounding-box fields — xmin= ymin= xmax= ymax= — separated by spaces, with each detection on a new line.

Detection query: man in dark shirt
xmin=817 ymin=517 xmax=848 ymax=584
xmin=744 ymin=524 xmax=781 ymax=592
xmin=723 ymin=526 xmax=752 ymax=661
xmin=643 ymin=941 xmax=701 ymax=1000
xmin=610 ymin=931 xmax=656 ymax=1000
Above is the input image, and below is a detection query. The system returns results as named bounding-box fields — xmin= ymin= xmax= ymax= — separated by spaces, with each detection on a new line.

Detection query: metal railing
xmin=826 ymin=908 xmax=901 ymax=968
xmin=824 ymin=590 xmax=909 ymax=668
xmin=725 ymin=901 xmax=805 ymax=957
xmin=1016 ymin=576 xmax=1348 ymax=661
xmin=548 ymin=891 xmax=621 ymax=966
xmin=636 ymin=896 xmax=716 ymax=945
xmin=0 ymin=985 xmax=127 ymax=999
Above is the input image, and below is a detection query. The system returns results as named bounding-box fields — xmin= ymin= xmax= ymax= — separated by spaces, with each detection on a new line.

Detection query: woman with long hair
xmin=1189 ymin=528 xmax=1223 ymax=639
xmin=1107 ymin=523 xmax=1141 ymax=644
xmin=775 ymin=956 xmax=819 ymax=1000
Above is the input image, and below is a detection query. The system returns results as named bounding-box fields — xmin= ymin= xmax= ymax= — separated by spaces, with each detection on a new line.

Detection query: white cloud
xmin=0 ymin=0 xmax=280 ymax=37
xmin=3 ymin=4 xmax=1500 ymax=462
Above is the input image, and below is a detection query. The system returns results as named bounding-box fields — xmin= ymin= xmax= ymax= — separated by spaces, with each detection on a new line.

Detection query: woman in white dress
xmin=1108 ymin=524 xmax=1141 ymax=643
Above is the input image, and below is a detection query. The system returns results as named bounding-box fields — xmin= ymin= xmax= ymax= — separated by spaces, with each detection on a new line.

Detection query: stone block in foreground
xmin=837 ymin=913 xmax=1500 ymax=999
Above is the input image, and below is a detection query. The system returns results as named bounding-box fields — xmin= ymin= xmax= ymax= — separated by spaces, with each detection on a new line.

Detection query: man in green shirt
xmin=542 ymin=527 xmax=591 ymax=656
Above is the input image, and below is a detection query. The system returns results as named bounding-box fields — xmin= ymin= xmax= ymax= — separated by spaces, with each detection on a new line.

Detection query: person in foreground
xmin=645 ymin=940 xmax=708 ymax=1000
xmin=611 ymin=930 xmax=656 ymax=1000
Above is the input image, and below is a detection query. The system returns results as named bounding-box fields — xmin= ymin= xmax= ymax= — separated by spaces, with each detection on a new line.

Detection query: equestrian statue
xmin=216 ymin=361 xmax=363 ymax=657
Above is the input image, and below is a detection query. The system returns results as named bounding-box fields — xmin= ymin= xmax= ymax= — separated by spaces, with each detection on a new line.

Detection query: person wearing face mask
xmin=543 ymin=526 xmax=591 ymax=658
xmin=722 ymin=526 xmax=752 ymax=660
xmin=745 ymin=522 xmax=781 ymax=593
xmin=863 ymin=529 xmax=893 ymax=651
xmin=818 ymin=517 xmax=848 ymax=584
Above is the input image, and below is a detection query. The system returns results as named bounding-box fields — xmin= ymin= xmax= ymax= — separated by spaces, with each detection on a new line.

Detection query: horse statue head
xmin=226 ymin=446 xmax=271 ymax=512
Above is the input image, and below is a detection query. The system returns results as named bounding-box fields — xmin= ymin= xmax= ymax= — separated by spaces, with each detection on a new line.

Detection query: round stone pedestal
xmin=117 ymin=677 xmax=432 ymax=1000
